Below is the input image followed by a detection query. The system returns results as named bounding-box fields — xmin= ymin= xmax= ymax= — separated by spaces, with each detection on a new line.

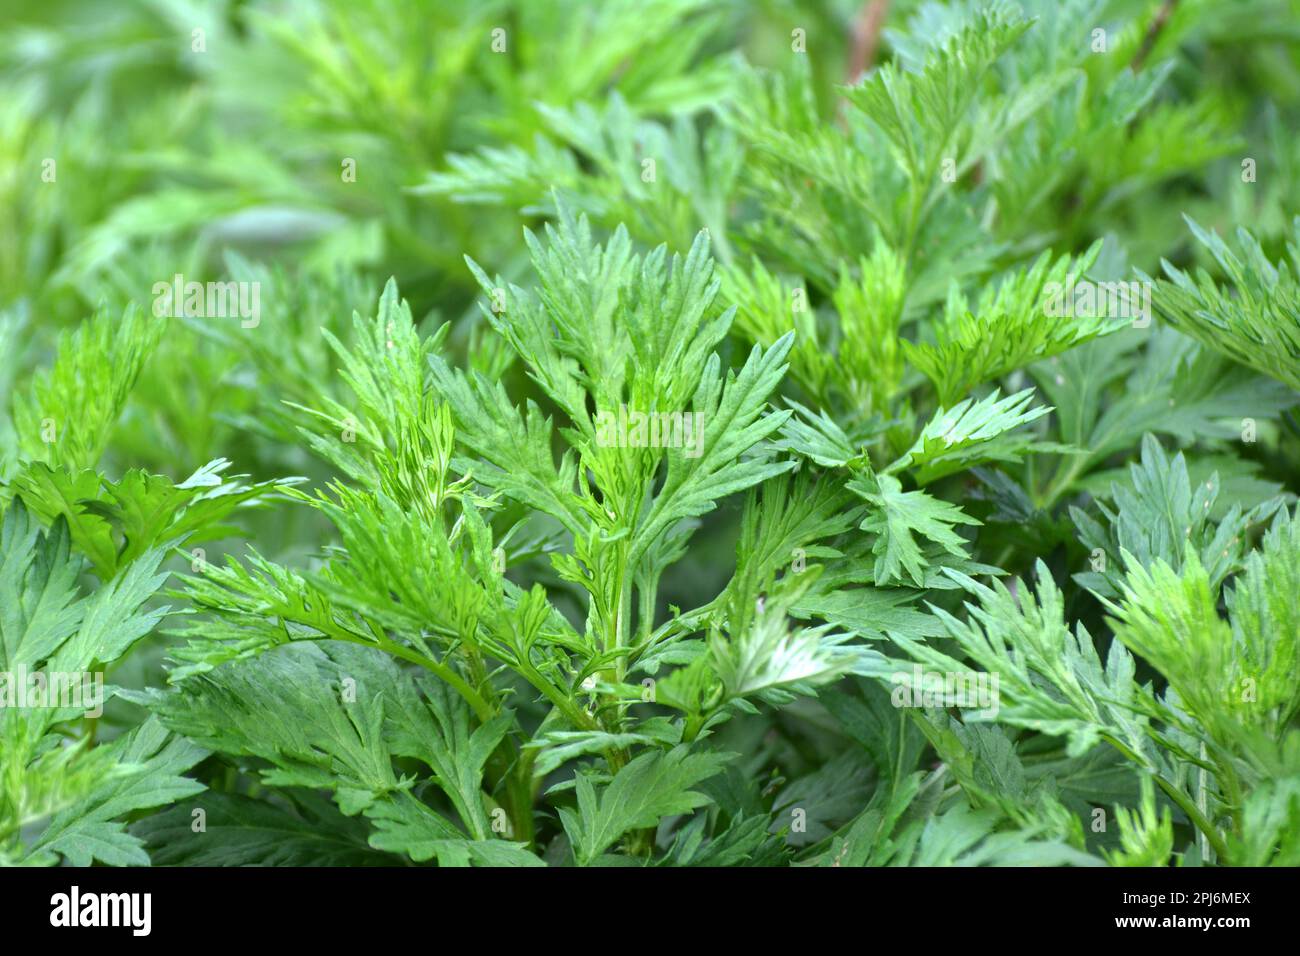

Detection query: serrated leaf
xmin=559 ymin=746 xmax=731 ymax=865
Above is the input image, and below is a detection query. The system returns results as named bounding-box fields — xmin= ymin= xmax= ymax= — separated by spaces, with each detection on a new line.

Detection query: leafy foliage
xmin=1145 ymin=217 xmax=1300 ymax=391
xmin=4 ymin=0 xmax=1300 ymax=869
xmin=0 ymin=501 xmax=205 ymax=865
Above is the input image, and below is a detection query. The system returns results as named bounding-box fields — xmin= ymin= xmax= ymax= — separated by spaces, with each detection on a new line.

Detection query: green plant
xmin=4 ymin=0 xmax=1300 ymax=869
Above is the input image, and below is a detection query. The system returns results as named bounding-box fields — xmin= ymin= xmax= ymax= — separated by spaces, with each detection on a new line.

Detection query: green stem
xmin=1101 ymin=733 xmax=1228 ymax=860
xmin=516 ymin=659 xmax=601 ymax=733
xmin=1197 ymin=741 xmax=1212 ymax=863
xmin=1035 ymin=453 xmax=1090 ymax=511
xmin=324 ymin=625 xmax=495 ymax=724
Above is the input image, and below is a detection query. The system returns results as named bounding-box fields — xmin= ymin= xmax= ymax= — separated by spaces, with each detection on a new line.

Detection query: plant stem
xmin=1101 ymin=733 xmax=1228 ymax=860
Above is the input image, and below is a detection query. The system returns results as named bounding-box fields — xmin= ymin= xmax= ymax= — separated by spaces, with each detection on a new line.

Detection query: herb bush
xmin=3 ymin=0 xmax=1300 ymax=868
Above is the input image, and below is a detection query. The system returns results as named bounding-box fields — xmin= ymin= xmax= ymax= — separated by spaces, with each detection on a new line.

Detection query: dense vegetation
xmin=3 ymin=0 xmax=1300 ymax=867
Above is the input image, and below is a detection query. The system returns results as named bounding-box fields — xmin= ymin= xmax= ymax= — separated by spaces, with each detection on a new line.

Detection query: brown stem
xmin=847 ymin=0 xmax=891 ymax=84
xmin=1131 ymin=0 xmax=1179 ymax=71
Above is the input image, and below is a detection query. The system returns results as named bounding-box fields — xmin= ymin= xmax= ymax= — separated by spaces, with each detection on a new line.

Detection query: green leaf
xmin=384 ymin=676 xmax=514 ymax=840
xmin=13 ymin=305 xmax=165 ymax=470
xmin=11 ymin=458 xmax=301 ymax=580
xmin=559 ymin=746 xmax=731 ymax=865
xmin=25 ymin=717 xmax=206 ymax=866
xmin=890 ymin=387 xmax=1054 ymax=484
xmin=1071 ymin=434 xmax=1284 ymax=598
xmin=850 ymin=471 xmax=980 ymax=587
xmin=844 ymin=9 xmax=1032 ymax=187
xmin=1225 ymin=777 xmax=1300 ymax=867
xmin=135 ymin=793 xmax=392 ymax=867
xmin=366 ymin=792 xmax=543 ymax=867
xmin=1144 ymin=217 xmax=1300 ymax=391
xmin=144 ymin=643 xmax=408 ymax=815
xmin=903 ymin=242 xmax=1126 ymax=405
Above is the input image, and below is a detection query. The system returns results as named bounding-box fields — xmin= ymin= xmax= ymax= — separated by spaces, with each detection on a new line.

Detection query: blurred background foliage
xmin=3 ymin=0 xmax=1298 ymax=474
xmin=0 ymin=0 xmax=865 ymax=478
